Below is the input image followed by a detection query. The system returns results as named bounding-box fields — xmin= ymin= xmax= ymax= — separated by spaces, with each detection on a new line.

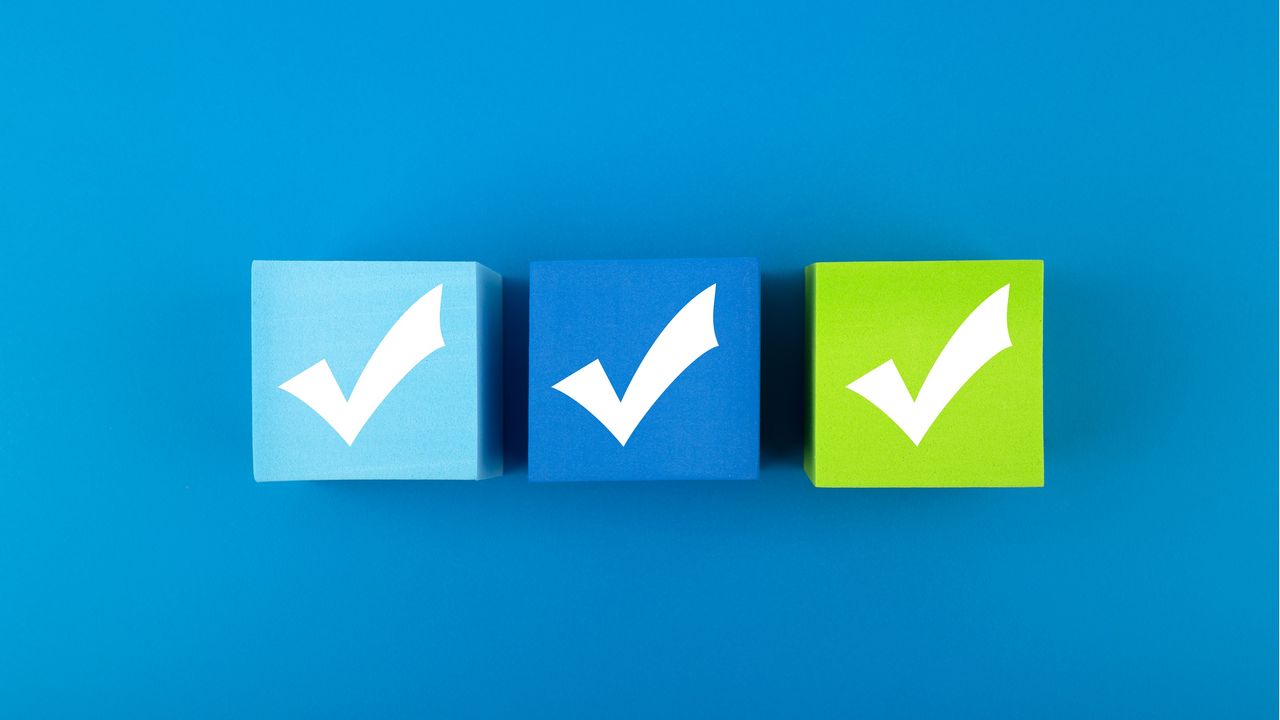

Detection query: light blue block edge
xmin=474 ymin=263 xmax=504 ymax=479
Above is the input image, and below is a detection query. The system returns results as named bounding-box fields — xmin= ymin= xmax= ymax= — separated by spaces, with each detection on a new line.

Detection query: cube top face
xmin=252 ymin=261 xmax=502 ymax=481
xmin=528 ymin=258 xmax=760 ymax=481
xmin=805 ymin=260 xmax=1043 ymax=488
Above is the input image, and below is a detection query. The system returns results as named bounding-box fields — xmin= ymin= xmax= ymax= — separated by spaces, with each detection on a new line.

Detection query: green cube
xmin=804 ymin=260 xmax=1044 ymax=488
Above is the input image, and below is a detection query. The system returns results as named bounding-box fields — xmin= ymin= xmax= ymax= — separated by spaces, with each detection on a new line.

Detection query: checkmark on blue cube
xmin=528 ymin=258 xmax=760 ymax=481
xmin=252 ymin=261 xmax=502 ymax=481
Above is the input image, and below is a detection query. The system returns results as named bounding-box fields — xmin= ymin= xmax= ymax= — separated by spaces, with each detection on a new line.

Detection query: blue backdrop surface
xmin=1 ymin=1 xmax=1275 ymax=716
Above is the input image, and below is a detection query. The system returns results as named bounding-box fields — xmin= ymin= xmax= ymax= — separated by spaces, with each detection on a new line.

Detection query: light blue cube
xmin=251 ymin=261 xmax=502 ymax=480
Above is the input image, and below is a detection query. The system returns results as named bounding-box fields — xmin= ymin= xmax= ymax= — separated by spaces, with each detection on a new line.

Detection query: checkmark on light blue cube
xmin=251 ymin=261 xmax=502 ymax=481
xmin=528 ymin=258 xmax=760 ymax=481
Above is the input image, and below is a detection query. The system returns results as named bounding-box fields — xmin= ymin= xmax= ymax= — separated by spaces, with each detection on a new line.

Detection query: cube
xmin=805 ymin=260 xmax=1043 ymax=488
xmin=528 ymin=258 xmax=759 ymax=481
xmin=251 ymin=260 xmax=502 ymax=481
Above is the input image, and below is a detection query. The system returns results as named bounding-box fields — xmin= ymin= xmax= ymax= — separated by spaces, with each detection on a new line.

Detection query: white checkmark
xmin=552 ymin=284 xmax=719 ymax=446
xmin=278 ymin=284 xmax=446 ymax=446
xmin=846 ymin=284 xmax=1012 ymax=446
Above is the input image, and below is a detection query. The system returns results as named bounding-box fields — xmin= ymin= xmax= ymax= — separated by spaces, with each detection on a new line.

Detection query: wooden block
xmin=805 ymin=260 xmax=1043 ymax=487
xmin=252 ymin=261 xmax=502 ymax=480
xmin=528 ymin=258 xmax=759 ymax=481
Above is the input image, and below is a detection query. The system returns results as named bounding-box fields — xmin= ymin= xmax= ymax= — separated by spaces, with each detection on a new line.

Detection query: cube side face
xmin=803 ymin=264 xmax=818 ymax=483
xmin=528 ymin=258 xmax=760 ymax=481
xmin=474 ymin=264 xmax=504 ymax=479
xmin=251 ymin=261 xmax=490 ymax=481
xmin=809 ymin=260 xmax=1044 ymax=488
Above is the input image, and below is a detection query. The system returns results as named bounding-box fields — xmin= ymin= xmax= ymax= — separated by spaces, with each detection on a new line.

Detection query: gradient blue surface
xmin=1 ymin=1 xmax=1275 ymax=716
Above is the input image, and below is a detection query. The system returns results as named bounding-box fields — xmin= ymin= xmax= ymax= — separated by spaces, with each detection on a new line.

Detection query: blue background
xmin=529 ymin=258 xmax=759 ymax=481
xmin=1 ymin=1 xmax=1275 ymax=716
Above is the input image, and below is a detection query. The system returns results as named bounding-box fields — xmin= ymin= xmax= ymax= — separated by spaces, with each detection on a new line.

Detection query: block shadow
xmin=502 ymin=276 xmax=530 ymax=474
xmin=760 ymin=270 xmax=806 ymax=470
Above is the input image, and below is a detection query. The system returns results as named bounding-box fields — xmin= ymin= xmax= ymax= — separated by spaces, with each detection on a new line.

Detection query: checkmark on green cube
xmin=804 ymin=260 xmax=1044 ymax=488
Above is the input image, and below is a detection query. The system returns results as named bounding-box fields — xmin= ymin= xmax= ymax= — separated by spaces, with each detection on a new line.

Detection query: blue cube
xmin=528 ymin=258 xmax=760 ymax=481
xmin=252 ymin=261 xmax=502 ymax=481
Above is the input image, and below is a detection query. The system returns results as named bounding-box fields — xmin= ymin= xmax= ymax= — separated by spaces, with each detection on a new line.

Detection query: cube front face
xmin=528 ymin=258 xmax=760 ymax=481
xmin=252 ymin=261 xmax=502 ymax=481
xmin=806 ymin=260 xmax=1043 ymax=488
